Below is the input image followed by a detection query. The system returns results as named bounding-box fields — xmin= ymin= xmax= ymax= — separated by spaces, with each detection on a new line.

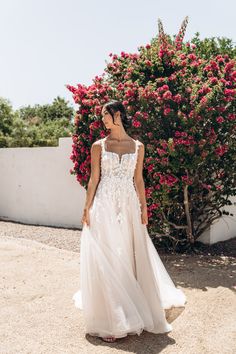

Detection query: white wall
xmin=0 ymin=137 xmax=235 ymax=243
xmin=0 ymin=137 xmax=86 ymax=229
xmin=197 ymin=197 xmax=236 ymax=244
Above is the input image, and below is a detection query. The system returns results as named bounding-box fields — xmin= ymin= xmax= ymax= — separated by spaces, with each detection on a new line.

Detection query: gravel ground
xmin=0 ymin=220 xmax=236 ymax=354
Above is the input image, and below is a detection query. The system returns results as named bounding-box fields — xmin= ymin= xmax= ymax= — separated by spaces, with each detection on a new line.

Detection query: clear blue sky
xmin=0 ymin=0 xmax=235 ymax=111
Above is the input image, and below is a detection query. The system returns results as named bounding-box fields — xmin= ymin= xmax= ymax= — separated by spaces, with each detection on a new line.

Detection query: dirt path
xmin=0 ymin=221 xmax=235 ymax=354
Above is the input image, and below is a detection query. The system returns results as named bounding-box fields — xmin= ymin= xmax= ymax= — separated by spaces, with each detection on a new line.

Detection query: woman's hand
xmin=141 ymin=205 xmax=148 ymax=225
xmin=81 ymin=208 xmax=90 ymax=227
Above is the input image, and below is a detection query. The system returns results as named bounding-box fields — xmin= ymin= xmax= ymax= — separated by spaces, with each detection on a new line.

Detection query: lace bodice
xmin=93 ymin=136 xmax=143 ymax=222
xmin=100 ymin=136 xmax=142 ymax=180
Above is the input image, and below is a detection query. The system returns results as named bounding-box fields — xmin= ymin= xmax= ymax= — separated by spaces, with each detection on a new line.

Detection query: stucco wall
xmin=0 ymin=137 xmax=235 ymax=244
xmin=0 ymin=137 xmax=85 ymax=229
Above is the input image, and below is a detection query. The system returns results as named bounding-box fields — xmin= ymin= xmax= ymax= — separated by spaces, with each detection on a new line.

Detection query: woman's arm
xmin=83 ymin=142 xmax=101 ymax=211
xmin=134 ymin=143 xmax=148 ymax=212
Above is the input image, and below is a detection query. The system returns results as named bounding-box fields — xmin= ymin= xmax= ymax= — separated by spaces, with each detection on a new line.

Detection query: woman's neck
xmin=107 ymin=131 xmax=130 ymax=141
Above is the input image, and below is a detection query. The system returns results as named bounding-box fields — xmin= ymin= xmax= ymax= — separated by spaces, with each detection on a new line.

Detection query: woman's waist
xmin=100 ymin=174 xmax=134 ymax=182
xmin=98 ymin=175 xmax=136 ymax=189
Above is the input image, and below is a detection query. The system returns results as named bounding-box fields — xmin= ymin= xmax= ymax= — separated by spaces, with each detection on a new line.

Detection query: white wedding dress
xmin=72 ymin=136 xmax=187 ymax=338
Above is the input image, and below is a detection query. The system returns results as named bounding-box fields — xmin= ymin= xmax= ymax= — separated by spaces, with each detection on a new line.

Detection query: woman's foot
xmin=101 ymin=336 xmax=116 ymax=342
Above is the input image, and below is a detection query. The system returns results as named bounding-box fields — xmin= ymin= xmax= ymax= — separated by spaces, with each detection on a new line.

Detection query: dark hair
xmin=103 ymin=100 xmax=131 ymax=130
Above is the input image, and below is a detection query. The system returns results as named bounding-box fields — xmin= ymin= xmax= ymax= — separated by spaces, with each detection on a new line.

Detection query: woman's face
xmin=101 ymin=106 xmax=115 ymax=129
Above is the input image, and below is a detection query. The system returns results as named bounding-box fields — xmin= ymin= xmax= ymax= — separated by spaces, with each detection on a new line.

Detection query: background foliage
xmin=67 ymin=18 xmax=236 ymax=251
xmin=0 ymin=96 xmax=75 ymax=148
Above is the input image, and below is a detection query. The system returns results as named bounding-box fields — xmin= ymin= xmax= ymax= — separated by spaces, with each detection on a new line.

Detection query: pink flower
xmin=164 ymin=107 xmax=171 ymax=116
xmin=224 ymin=61 xmax=235 ymax=72
xmin=216 ymin=185 xmax=223 ymax=191
xmin=159 ymin=176 xmax=166 ymax=185
xmin=231 ymin=71 xmax=236 ymax=79
xmin=166 ymin=175 xmax=178 ymax=186
xmin=132 ymin=120 xmax=141 ymax=128
xmin=160 ymin=141 xmax=168 ymax=149
xmin=159 ymin=48 xmax=164 ymax=58
xmin=147 ymin=164 xmax=154 ymax=172
xmin=188 ymin=53 xmax=197 ymax=61
xmin=228 ymin=113 xmax=236 ymax=121
xmin=185 ymin=86 xmax=192 ymax=93
xmin=174 ymin=131 xmax=181 ymax=137
xmin=158 ymin=84 xmax=169 ymax=92
xmin=145 ymin=60 xmax=152 ymax=66
xmin=145 ymin=187 xmax=154 ymax=198
xmin=70 ymin=153 xmax=75 ymax=161
xmin=198 ymin=85 xmax=212 ymax=95
xmin=163 ymin=90 xmax=172 ymax=100
xmin=157 ymin=148 xmax=166 ymax=156
xmin=173 ymin=94 xmax=182 ymax=103
xmin=200 ymin=96 xmax=208 ymax=106
xmin=153 ymin=172 xmax=161 ymax=177
xmin=149 ymin=203 xmax=160 ymax=210
xmin=181 ymin=132 xmax=188 ymax=137
xmin=216 ymin=116 xmax=224 ymax=123
xmin=215 ymin=144 xmax=228 ymax=156
xmin=224 ymin=88 xmax=235 ymax=96
xmin=162 ymin=84 xmax=169 ymax=91
xmin=210 ymin=77 xmax=218 ymax=85
xmin=202 ymin=183 xmax=212 ymax=190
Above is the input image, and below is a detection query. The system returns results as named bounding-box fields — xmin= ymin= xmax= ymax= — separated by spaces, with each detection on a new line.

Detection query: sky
xmin=0 ymin=0 xmax=235 ymax=112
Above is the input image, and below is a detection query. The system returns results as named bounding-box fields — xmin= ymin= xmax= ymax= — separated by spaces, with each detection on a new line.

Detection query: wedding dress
xmin=72 ymin=136 xmax=187 ymax=339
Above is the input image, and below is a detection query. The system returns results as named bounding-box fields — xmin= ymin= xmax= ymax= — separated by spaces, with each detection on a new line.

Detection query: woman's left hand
xmin=141 ymin=206 xmax=148 ymax=225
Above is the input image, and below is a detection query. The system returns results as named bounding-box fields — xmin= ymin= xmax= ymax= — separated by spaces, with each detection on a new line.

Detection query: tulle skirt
xmin=72 ymin=189 xmax=187 ymax=338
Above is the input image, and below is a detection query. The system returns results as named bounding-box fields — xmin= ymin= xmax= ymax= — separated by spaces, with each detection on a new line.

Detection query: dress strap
xmin=100 ymin=138 xmax=105 ymax=153
xmin=135 ymin=139 xmax=140 ymax=155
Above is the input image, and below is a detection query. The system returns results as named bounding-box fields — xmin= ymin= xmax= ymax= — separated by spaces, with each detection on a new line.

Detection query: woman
xmin=73 ymin=100 xmax=187 ymax=342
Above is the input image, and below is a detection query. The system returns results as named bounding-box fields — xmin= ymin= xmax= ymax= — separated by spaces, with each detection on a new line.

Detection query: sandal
xmin=100 ymin=336 xmax=116 ymax=342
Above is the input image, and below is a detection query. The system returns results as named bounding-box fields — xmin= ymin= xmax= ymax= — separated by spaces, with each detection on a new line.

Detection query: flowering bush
xmin=67 ymin=17 xmax=236 ymax=250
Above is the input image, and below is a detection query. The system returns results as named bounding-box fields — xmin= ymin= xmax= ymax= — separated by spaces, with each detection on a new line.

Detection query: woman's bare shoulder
xmin=92 ymin=138 xmax=103 ymax=146
xmin=91 ymin=139 xmax=103 ymax=153
xmin=136 ymin=139 xmax=144 ymax=146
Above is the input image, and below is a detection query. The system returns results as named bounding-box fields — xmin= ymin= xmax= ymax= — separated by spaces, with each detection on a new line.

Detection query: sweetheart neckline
xmin=104 ymin=150 xmax=136 ymax=164
xmin=102 ymin=137 xmax=137 ymax=164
